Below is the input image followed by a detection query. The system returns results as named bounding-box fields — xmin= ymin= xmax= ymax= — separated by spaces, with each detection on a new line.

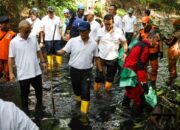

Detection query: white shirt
xmin=0 ymin=99 xmax=39 ymax=130
xmin=114 ymin=14 xmax=123 ymax=29
xmin=63 ymin=36 xmax=99 ymax=69
xmin=41 ymin=15 xmax=62 ymax=41
xmin=9 ymin=34 xmax=42 ymax=80
xmin=122 ymin=14 xmax=137 ymax=33
xmin=89 ymin=20 xmax=101 ymax=40
xmin=26 ymin=18 xmax=42 ymax=37
xmin=96 ymin=27 xmax=126 ymax=60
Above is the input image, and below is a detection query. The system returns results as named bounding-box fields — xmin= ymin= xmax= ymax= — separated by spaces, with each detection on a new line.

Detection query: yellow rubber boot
xmin=81 ymin=100 xmax=90 ymax=114
xmin=47 ymin=56 xmax=54 ymax=66
xmin=75 ymin=96 xmax=81 ymax=102
xmin=105 ymin=81 xmax=112 ymax=91
xmin=55 ymin=56 xmax=62 ymax=65
xmin=93 ymin=82 xmax=101 ymax=92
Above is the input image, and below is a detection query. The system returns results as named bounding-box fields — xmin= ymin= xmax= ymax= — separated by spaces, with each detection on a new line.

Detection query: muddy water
xmin=0 ymin=50 xmax=179 ymax=130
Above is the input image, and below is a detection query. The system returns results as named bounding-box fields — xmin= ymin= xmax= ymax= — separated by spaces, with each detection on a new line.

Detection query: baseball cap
xmin=30 ymin=7 xmax=38 ymax=15
xmin=128 ymin=8 xmax=134 ymax=14
xmin=63 ymin=9 xmax=70 ymax=14
xmin=0 ymin=16 xmax=9 ymax=23
xmin=78 ymin=21 xmax=90 ymax=31
xmin=78 ymin=3 xmax=85 ymax=10
xmin=47 ymin=6 xmax=54 ymax=12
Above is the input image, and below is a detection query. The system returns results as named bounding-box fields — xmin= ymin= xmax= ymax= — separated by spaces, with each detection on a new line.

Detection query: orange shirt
xmin=0 ymin=30 xmax=16 ymax=60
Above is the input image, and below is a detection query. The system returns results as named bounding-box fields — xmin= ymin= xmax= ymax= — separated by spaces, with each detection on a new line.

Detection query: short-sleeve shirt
xmin=26 ymin=18 xmax=42 ymax=37
xmin=114 ymin=14 xmax=123 ymax=29
xmin=9 ymin=34 xmax=42 ymax=80
xmin=0 ymin=99 xmax=39 ymax=130
xmin=63 ymin=36 xmax=99 ymax=69
xmin=89 ymin=20 xmax=101 ymax=40
xmin=122 ymin=14 xmax=137 ymax=33
xmin=96 ymin=27 xmax=126 ymax=60
xmin=41 ymin=15 xmax=62 ymax=41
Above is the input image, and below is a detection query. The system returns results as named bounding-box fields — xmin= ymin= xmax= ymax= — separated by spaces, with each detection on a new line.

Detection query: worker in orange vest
xmin=165 ymin=31 xmax=180 ymax=88
xmin=139 ymin=17 xmax=163 ymax=88
xmin=0 ymin=16 xmax=16 ymax=82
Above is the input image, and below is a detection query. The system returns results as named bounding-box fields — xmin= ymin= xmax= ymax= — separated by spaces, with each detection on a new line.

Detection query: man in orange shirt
xmin=139 ymin=17 xmax=163 ymax=88
xmin=0 ymin=16 xmax=16 ymax=82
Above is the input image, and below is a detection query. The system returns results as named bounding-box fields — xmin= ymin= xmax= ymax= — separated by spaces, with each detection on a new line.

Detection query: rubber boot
xmin=55 ymin=56 xmax=62 ymax=66
xmin=122 ymin=96 xmax=131 ymax=108
xmin=131 ymin=104 xmax=143 ymax=118
xmin=105 ymin=81 xmax=112 ymax=92
xmin=166 ymin=77 xmax=176 ymax=89
xmin=47 ymin=55 xmax=54 ymax=69
xmin=80 ymin=100 xmax=90 ymax=114
xmin=93 ymin=82 xmax=101 ymax=92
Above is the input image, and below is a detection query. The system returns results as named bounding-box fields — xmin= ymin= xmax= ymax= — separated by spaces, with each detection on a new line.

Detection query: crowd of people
xmin=0 ymin=3 xmax=179 ymax=129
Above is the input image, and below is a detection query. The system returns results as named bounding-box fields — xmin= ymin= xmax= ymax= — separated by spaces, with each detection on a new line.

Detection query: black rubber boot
xmin=166 ymin=77 xmax=176 ymax=89
xmin=122 ymin=96 xmax=131 ymax=108
xmin=131 ymin=104 xmax=143 ymax=118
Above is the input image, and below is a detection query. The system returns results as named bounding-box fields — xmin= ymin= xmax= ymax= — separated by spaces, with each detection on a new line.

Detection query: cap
xmin=47 ymin=6 xmax=54 ymax=12
xmin=78 ymin=3 xmax=85 ymax=10
xmin=78 ymin=21 xmax=90 ymax=31
xmin=63 ymin=9 xmax=70 ymax=14
xmin=142 ymin=16 xmax=150 ymax=23
xmin=30 ymin=7 xmax=38 ymax=15
xmin=128 ymin=8 xmax=134 ymax=14
xmin=0 ymin=16 xmax=9 ymax=23
xmin=84 ymin=10 xmax=94 ymax=15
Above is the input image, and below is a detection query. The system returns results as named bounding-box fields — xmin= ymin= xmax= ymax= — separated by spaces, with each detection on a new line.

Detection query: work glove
xmin=141 ymin=82 xmax=149 ymax=94
xmin=158 ymin=51 xmax=163 ymax=59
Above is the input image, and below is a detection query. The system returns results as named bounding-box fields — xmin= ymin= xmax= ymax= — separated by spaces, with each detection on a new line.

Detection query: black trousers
xmin=95 ymin=58 xmax=118 ymax=83
xmin=125 ymin=32 xmax=134 ymax=45
xmin=19 ymin=75 xmax=43 ymax=109
xmin=70 ymin=67 xmax=92 ymax=101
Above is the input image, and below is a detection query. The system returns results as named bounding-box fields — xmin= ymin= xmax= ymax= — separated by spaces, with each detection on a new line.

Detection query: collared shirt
xmin=96 ymin=27 xmax=126 ymax=60
xmin=122 ymin=14 xmax=137 ymax=32
xmin=0 ymin=99 xmax=39 ymax=130
xmin=63 ymin=36 xmax=99 ymax=69
xmin=26 ymin=18 xmax=42 ymax=37
xmin=89 ymin=20 xmax=101 ymax=40
xmin=41 ymin=15 xmax=62 ymax=41
xmin=9 ymin=34 xmax=42 ymax=80
xmin=114 ymin=14 xmax=123 ymax=29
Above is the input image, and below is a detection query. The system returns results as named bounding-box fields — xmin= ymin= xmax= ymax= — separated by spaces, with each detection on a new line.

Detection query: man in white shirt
xmin=40 ymin=6 xmax=62 ymax=67
xmin=122 ymin=8 xmax=137 ymax=44
xmin=8 ymin=20 xmax=47 ymax=113
xmin=26 ymin=8 xmax=42 ymax=37
xmin=94 ymin=14 xmax=128 ymax=93
xmin=108 ymin=5 xmax=123 ymax=29
xmin=57 ymin=21 xmax=99 ymax=114
xmin=86 ymin=10 xmax=101 ymax=40
xmin=0 ymin=99 xmax=39 ymax=130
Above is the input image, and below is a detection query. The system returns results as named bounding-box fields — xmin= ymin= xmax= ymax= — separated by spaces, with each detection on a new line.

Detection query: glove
xmin=141 ymin=82 xmax=149 ymax=94
xmin=158 ymin=51 xmax=163 ymax=59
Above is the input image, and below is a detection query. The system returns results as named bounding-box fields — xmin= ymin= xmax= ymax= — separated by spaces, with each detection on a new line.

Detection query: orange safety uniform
xmin=0 ymin=30 xmax=16 ymax=80
xmin=167 ymin=38 xmax=180 ymax=79
xmin=139 ymin=27 xmax=161 ymax=83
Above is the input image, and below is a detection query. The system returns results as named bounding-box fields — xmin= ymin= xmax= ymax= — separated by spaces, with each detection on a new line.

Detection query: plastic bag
xmin=144 ymin=87 xmax=157 ymax=108
xmin=118 ymin=38 xmax=139 ymax=67
xmin=119 ymin=68 xmax=138 ymax=88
